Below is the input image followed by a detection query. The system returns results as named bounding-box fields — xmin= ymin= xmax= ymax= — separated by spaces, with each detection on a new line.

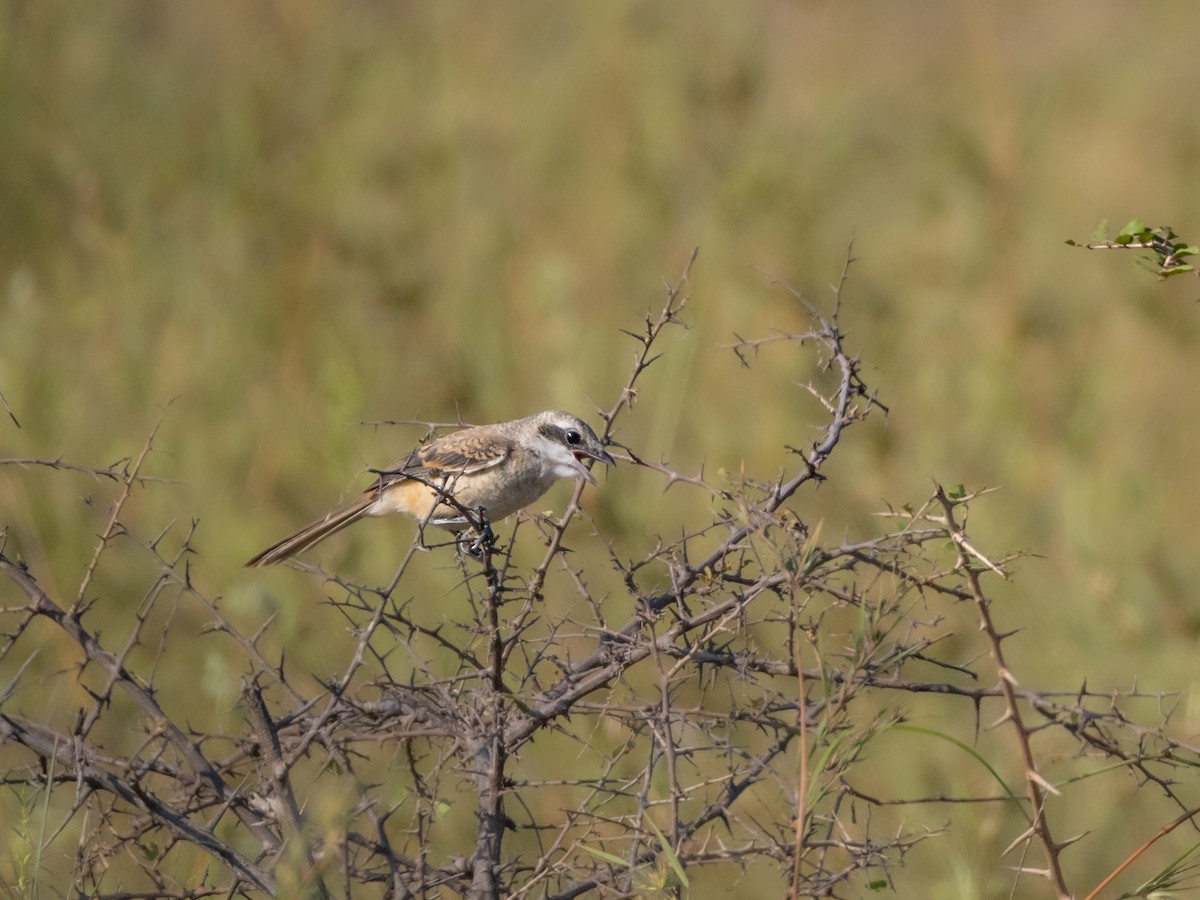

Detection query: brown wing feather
xmin=362 ymin=425 xmax=514 ymax=497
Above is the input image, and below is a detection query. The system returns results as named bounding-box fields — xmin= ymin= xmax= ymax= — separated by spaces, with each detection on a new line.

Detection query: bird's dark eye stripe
xmin=541 ymin=421 xmax=586 ymax=446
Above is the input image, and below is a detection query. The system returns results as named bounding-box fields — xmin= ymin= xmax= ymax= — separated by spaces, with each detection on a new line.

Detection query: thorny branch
xmin=933 ymin=486 xmax=1069 ymax=897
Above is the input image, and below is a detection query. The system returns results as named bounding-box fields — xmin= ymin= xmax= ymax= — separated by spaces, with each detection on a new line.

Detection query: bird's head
xmin=531 ymin=410 xmax=615 ymax=485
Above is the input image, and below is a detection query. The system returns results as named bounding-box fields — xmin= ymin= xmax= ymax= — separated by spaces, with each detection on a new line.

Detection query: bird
xmin=245 ymin=410 xmax=614 ymax=567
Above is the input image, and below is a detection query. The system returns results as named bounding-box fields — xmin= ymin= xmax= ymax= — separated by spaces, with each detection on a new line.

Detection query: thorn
xmin=987 ymin=710 xmax=1014 ymax=729
xmin=1002 ymin=824 xmax=1038 ymax=856
xmin=1010 ymin=866 xmax=1054 ymax=880
xmin=1026 ymin=770 xmax=1060 ymax=796
xmin=1055 ymin=831 xmax=1089 ymax=852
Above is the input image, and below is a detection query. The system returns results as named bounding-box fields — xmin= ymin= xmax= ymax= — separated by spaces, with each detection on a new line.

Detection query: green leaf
xmin=580 ymin=845 xmax=632 ymax=868
xmin=647 ymin=819 xmax=689 ymax=888
xmin=1118 ymin=219 xmax=1148 ymax=238
xmin=894 ymin=724 xmax=1028 ymax=811
xmin=33 ymin=741 xmax=56 ymax=895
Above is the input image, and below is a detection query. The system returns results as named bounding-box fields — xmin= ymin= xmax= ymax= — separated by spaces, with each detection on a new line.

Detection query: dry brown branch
xmin=932 ymin=485 xmax=1069 ymax=897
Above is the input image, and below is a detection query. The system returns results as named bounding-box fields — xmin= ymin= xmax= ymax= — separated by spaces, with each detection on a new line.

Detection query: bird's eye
xmin=564 ymin=429 xmax=582 ymax=445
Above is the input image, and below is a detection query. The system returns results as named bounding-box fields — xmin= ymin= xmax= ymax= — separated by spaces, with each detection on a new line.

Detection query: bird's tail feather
xmin=244 ymin=498 xmax=376 ymax=567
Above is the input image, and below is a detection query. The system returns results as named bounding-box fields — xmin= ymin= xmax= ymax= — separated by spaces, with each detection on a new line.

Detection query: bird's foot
xmin=456 ymin=521 xmax=496 ymax=559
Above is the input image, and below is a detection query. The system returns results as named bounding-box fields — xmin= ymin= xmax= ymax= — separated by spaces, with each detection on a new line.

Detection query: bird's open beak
xmin=573 ymin=447 xmax=615 ymax=485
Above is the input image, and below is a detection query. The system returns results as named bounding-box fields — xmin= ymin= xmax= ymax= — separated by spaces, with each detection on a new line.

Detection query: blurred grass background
xmin=3 ymin=1 xmax=1200 ymax=896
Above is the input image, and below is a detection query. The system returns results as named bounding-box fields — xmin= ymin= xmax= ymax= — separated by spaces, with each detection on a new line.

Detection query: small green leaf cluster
xmin=1067 ymin=219 xmax=1198 ymax=278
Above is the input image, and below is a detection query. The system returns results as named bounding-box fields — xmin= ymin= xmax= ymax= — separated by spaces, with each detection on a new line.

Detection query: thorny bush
xmin=3 ymin=253 xmax=1199 ymax=899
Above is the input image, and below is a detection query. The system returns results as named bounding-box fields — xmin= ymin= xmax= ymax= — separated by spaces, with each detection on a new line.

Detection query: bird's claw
xmin=456 ymin=519 xmax=496 ymax=559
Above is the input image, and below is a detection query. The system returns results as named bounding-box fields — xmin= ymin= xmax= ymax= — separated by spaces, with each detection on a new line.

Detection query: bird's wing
xmin=416 ymin=426 xmax=514 ymax=476
xmin=364 ymin=426 xmax=514 ymax=496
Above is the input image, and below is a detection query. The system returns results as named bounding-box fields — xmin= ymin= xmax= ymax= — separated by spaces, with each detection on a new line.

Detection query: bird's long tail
xmin=244 ymin=497 xmax=376 ymax=567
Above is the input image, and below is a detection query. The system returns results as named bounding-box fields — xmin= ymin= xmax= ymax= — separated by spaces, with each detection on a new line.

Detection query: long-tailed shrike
xmin=245 ymin=410 xmax=614 ymax=567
